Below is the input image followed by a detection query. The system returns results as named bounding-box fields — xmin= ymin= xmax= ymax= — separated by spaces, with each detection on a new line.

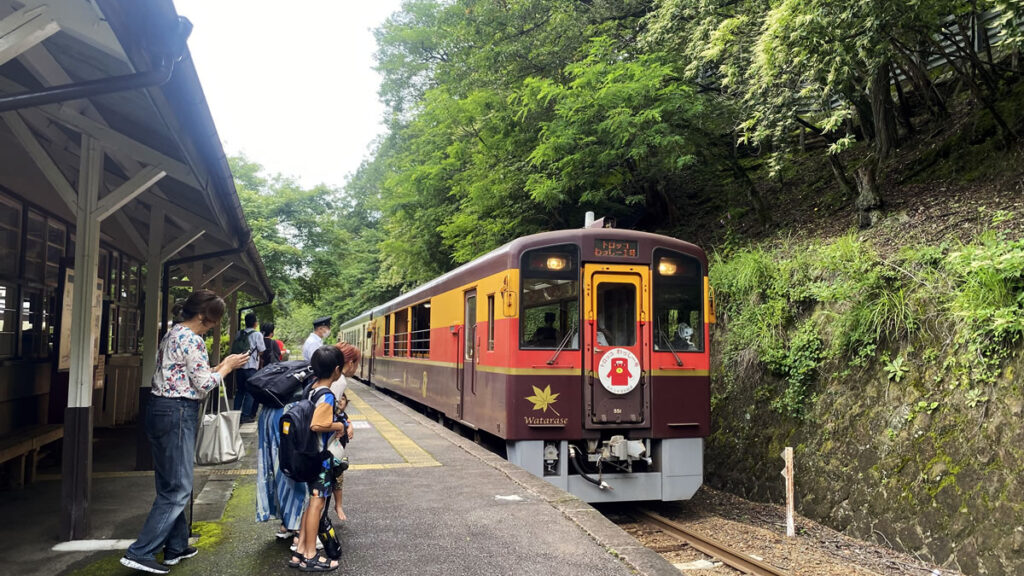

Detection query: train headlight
xmin=546 ymin=256 xmax=567 ymax=271
xmin=658 ymin=258 xmax=678 ymax=276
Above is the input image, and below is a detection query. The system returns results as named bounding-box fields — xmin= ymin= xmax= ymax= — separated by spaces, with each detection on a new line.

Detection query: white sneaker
xmin=290 ymin=539 xmax=324 ymax=552
xmin=120 ymin=555 xmax=170 ymax=574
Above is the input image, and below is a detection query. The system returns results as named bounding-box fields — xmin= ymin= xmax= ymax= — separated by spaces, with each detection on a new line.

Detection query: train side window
xmin=652 ymin=249 xmax=704 ymax=352
xmin=520 ymin=244 xmax=579 ymax=350
xmin=487 ymin=295 xmax=494 ymax=351
xmin=394 ymin=308 xmax=409 ymax=357
xmin=384 ymin=314 xmax=391 ymax=356
xmin=411 ymin=301 xmax=431 ymax=357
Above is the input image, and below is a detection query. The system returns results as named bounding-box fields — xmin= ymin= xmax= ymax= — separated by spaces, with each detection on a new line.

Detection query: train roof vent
xmin=584 ymin=211 xmax=615 ymax=229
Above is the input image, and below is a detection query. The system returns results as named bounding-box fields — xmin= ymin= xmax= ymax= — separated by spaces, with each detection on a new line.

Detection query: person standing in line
xmin=329 ymin=343 xmax=360 ymax=522
xmin=290 ymin=345 xmax=346 ymax=572
xmin=260 ymin=322 xmax=282 ymax=367
xmin=120 ymin=290 xmax=249 ymax=574
xmin=255 ymin=339 xmax=307 ymax=543
xmin=301 ymin=316 xmax=332 ymax=361
xmin=234 ymin=312 xmax=265 ymax=423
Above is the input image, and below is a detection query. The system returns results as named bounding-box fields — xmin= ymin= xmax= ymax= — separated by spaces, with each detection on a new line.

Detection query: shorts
xmin=307 ymin=455 xmax=342 ymax=496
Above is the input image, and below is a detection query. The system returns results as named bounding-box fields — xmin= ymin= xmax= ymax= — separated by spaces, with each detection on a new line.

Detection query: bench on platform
xmin=0 ymin=424 xmax=64 ymax=488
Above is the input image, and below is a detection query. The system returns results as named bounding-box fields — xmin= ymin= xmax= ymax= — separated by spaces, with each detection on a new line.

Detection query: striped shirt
xmin=151 ymin=323 xmax=222 ymax=399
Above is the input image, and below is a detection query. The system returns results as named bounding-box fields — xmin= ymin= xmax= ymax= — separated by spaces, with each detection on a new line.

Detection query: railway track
xmin=636 ymin=509 xmax=791 ymax=576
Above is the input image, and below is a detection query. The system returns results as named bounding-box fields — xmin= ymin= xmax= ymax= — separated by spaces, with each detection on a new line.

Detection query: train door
xmin=459 ymin=290 xmax=477 ymax=420
xmin=582 ymin=265 xmax=650 ymax=427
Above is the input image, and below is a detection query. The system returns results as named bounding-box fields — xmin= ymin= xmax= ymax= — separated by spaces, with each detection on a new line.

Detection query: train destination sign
xmin=594 ymin=239 xmax=638 ymax=258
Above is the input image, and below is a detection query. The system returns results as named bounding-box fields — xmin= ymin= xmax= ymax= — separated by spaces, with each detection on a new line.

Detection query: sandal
xmin=276 ymin=526 xmax=295 ymax=540
xmin=296 ymin=554 xmax=338 ymax=572
xmin=287 ymin=554 xmax=303 ymax=569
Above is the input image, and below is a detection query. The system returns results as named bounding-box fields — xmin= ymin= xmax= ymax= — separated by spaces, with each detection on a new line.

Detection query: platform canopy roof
xmin=0 ymin=0 xmax=272 ymax=302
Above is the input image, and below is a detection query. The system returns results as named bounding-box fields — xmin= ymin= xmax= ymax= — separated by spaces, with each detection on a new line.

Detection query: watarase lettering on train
xmin=524 ymin=416 xmax=569 ymax=426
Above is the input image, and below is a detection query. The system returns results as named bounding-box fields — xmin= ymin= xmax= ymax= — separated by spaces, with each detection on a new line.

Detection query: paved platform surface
xmin=0 ymin=380 xmax=680 ymax=576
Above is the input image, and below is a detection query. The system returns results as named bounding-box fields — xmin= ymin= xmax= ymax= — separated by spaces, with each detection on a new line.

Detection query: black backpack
xmin=261 ymin=336 xmax=281 ymax=367
xmin=230 ymin=328 xmax=255 ymax=355
xmin=279 ymin=386 xmax=334 ymax=483
xmin=248 ymin=360 xmax=315 ymax=408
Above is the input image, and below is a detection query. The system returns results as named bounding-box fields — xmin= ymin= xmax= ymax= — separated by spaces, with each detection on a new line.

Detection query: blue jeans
xmin=233 ymin=368 xmax=257 ymax=419
xmin=126 ymin=396 xmax=199 ymax=561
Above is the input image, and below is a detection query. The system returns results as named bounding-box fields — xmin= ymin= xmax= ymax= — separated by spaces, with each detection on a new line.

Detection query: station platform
xmin=0 ymin=380 xmax=680 ymax=576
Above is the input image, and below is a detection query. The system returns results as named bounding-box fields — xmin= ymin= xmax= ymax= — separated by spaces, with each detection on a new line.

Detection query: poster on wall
xmin=58 ymin=268 xmax=104 ymax=376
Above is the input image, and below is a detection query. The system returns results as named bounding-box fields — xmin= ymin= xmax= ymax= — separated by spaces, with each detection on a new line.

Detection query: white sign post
xmin=781 ymin=446 xmax=795 ymax=537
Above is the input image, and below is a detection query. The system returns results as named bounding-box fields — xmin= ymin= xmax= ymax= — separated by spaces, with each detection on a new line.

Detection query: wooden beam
xmin=8 ymin=0 xmax=127 ymax=64
xmin=1 ymin=111 xmax=78 ymax=213
xmin=0 ymin=5 xmax=59 ymax=67
xmin=0 ymin=77 xmax=199 ymax=189
xmin=199 ymin=261 xmax=233 ymax=287
xmin=223 ymin=280 xmax=247 ymax=298
xmin=68 ymin=133 xmax=103 ymax=409
xmin=160 ymin=229 xmax=205 ymax=263
xmin=62 ymin=133 xmax=103 ymax=541
xmin=44 ymin=105 xmax=200 ymax=188
xmin=148 ymin=196 xmax=232 ymax=245
xmin=92 ymin=166 xmax=166 ymax=221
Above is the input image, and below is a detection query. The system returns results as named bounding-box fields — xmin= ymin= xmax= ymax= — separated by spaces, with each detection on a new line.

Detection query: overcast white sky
xmin=173 ymin=0 xmax=406 ymax=189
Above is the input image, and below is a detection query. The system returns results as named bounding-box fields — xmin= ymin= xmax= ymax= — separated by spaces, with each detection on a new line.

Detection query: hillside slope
xmin=689 ymin=87 xmax=1024 ymax=576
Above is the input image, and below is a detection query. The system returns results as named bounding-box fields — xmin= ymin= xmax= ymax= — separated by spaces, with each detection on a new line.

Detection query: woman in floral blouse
xmin=121 ymin=290 xmax=250 ymax=575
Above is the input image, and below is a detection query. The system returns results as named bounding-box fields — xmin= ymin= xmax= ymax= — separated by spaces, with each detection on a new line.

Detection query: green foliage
xmin=946 ymin=232 xmax=1024 ymax=346
xmin=763 ymin=320 xmax=823 ymax=418
xmin=234 ymin=0 xmax=1024 ymax=362
xmin=514 ymin=37 xmax=706 ymax=221
xmin=711 ymin=227 xmax=1024 ymax=419
xmin=964 ymin=388 xmax=989 ymax=408
xmin=884 ymin=355 xmax=909 ymax=383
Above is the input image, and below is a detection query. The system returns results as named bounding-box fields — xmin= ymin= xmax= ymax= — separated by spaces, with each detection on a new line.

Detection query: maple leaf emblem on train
xmin=526 ymin=385 xmax=561 ymax=416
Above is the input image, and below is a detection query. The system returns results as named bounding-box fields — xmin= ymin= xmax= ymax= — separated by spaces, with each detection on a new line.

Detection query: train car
xmin=339 ymin=223 xmax=712 ymax=502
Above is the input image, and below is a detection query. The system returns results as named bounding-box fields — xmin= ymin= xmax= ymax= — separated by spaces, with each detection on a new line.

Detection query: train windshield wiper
xmin=546 ymin=325 xmax=578 ymax=365
xmin=659 ymin=330 xmax=684 ymax=366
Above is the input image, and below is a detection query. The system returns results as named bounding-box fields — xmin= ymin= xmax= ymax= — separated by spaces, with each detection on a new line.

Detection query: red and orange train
xmin=339 ymin=224 xmax=712 ymax=502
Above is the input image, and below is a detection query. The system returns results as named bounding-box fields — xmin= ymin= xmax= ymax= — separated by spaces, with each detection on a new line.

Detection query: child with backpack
xmin=288 ymin=345 xmax=347 ymax=572
xmin=329 ymin=343 xmax=361 ymax=522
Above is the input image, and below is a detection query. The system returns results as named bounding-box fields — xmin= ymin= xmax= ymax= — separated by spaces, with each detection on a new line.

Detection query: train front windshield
xmin=652 ymin=248 xmax=704 ymax=352
xmin=520 ymin=244 xmax=580 ymax=349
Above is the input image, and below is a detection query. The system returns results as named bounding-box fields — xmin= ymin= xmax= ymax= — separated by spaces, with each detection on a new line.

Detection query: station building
xmin=0 ymin=0 xmax=272 ymax=540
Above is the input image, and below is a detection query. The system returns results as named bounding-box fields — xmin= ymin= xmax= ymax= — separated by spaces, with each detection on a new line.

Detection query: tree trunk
xmin=850 ymin=93 xmax=875 ymax=142
xmin=828 ymin=154 xmax=856 ymax=199
xmin=890 ymin=39 xmax=947 ymax=119
xmin=892 ymin=63 xmax=915 ymax=135
xmin=868 ymin=63 xmax=899 ymax=160
xmin=855 ymin=156 xmax=883 ymax=229
xmin=793 ymin=115 xmax=856 ymax=200
xmin=925 ymin=32 xmax=1018 ymax=144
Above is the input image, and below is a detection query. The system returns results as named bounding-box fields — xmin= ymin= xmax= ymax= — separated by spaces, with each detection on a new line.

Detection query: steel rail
xmin=637 ymin=509 xmax=791 ymax=576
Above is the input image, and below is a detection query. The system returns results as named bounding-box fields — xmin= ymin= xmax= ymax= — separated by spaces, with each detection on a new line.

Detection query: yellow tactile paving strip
xmin=35 ymin=390 xmax=437 ymax=481
xmin=346 ymin=390 xmax=440 ymax=470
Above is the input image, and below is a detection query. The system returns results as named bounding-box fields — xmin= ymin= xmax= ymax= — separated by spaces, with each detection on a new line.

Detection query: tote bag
xmin=196 ymin=384 xmax=245 ymax=465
